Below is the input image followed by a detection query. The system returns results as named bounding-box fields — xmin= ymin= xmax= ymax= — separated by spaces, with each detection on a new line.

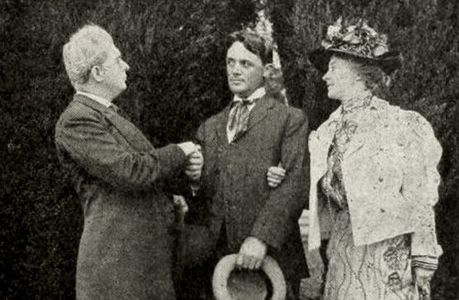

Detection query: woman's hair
xmin=334 ymin=52 xmax=392 ymax=96
xmin=228 ymin=30 xmax=273 ymax=65
xmin=62 ymin=24 xmax=113 ymax=87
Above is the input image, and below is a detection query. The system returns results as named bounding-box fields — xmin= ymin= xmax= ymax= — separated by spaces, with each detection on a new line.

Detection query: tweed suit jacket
xmin=55 ymin=94 xmax=187 ymax=299
xmin=196 ymin=94 xmax=309 ymax=282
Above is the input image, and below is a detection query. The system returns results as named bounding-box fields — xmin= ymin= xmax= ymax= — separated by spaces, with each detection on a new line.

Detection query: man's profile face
xmin=100 ymin=44 xmax=130 ymax=97
xmin=226 ymin=41 xmax=265 ymax=98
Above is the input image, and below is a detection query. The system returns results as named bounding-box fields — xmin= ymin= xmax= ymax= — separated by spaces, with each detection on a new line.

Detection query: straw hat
xmin=212 ymin=254 xmax=286 ymax=300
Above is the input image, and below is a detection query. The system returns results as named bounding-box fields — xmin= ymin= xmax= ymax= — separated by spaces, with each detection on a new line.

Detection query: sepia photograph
xmin=0 ymin=0 xmax=457 ymax=299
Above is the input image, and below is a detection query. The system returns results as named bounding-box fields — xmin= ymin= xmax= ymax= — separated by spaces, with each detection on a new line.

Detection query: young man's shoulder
xmin=268 ymin=97 xmax=307 ymax=124
xmin=201 ymin=109 xmax=225 ymax=127
xmin=286 ymin=105 xmax=306 ymax=120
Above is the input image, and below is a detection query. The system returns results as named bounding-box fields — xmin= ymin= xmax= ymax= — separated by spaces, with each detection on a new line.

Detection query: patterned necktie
xmin=228 ymin=98 xmax=254 ymax=141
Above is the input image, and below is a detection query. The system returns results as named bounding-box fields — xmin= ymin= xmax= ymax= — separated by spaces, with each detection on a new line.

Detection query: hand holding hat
xmin=212 ymin=253 xmax=287 ymax=300
xmin=236 ymin=236 xmax=267 ymax=270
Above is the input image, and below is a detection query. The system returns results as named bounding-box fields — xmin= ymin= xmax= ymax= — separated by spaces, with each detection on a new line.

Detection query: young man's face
xmin=226 ymin=41 xmax=265 ymax=98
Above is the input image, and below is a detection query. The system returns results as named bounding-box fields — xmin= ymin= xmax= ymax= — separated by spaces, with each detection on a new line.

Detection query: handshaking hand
xmin=178 ymin=142 xmax=203 ymax=182
xmin=177 ymin=141 xmax=200 ymax=156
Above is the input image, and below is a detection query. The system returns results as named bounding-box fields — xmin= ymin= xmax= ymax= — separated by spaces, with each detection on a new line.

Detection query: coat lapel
xmin=342 ymin=108 xmax=375 ymax=159
xmin=73 ymin=95 xmax=153 ymax=151
xmin=212 ymin=94 xmax=274 ymax=144
xmin=311 ymin=107 xmax=342 ymax=174
xmin=215 ymin=103 xmax=232 ymax=145
xmin=105 ymin=112 xmax=154 ymax=151
xmin=246 ymin=95 xmax=274 ymax=132
xmin=344 ymin=131 xmax=366 ymax=159
xmin=230 ymin=95 xmax=274 ymax=143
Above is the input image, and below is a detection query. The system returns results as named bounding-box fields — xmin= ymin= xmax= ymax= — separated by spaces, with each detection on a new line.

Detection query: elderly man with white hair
xmin=55 ymin=24 xmax=203 ymax=299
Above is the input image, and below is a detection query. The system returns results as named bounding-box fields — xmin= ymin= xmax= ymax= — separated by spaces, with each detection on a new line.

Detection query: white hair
xmin=62 ymin=24 xmax=113 ymax=86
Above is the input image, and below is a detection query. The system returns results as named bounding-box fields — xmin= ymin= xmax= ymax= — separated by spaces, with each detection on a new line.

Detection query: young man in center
xmin=191 ymin=30 xmax=310 ymax=298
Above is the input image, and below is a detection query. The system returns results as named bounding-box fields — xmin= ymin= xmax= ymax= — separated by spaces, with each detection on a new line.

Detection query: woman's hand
xmin=298 ymin=210 xmax=309 ymax=243
xmin=414 ymin=267 xmax=434 ymax=299
xmin=266 ymin=165 xmax=286 ymax=188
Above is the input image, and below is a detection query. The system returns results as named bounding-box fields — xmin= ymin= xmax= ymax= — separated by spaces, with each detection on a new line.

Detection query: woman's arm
xmin=400 ymin=112 xmax=443 ymax=264
xmin=399 ymin=111 xmax=443 ymax=295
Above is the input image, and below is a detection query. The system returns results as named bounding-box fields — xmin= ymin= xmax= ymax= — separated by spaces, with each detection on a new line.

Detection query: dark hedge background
xmin=0 ymin=0 xmax=457 ymax=299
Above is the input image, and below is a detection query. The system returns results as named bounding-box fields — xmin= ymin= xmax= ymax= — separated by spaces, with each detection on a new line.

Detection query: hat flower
xmin=309 ymin=18 xmax=402 ymax=74
xmin=321 ymin=17 xmax=390 ymax=59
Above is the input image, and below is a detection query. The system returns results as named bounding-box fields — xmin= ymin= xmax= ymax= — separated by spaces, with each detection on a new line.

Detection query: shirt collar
xmin=76 ymin=91 xmax=113 ymax=108
xmin=233 ymin=87 xmax=266 ymax=103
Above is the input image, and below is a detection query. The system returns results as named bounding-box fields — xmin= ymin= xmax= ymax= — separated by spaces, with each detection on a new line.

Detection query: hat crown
xmin=321 ymin=17 xmax=389 ymax=59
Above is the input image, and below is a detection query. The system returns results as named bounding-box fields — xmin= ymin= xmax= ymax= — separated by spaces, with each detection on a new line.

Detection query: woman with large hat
xmin=269 ymin=18 xmax=443 ymax=299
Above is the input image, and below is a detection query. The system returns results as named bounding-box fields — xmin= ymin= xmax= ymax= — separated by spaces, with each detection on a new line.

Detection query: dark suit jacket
xmin=55 ymin=94 xmax=187 ymax=300
xmin=196 ymin=94 xmax=309 ymax=282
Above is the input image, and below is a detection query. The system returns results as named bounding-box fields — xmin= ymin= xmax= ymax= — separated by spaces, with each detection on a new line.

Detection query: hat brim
xmin=212 ymin=254 xmax=287 ymax=300
xmin=308 ymin=48 xmax=402 ymax=74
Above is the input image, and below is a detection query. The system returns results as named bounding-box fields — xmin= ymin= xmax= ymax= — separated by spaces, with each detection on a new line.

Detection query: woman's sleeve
xmin=400 ymin=111 xmax=443 ymax=269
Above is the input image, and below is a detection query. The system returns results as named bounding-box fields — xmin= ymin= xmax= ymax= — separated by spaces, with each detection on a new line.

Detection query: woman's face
xmin=322 ymin=55 xmax=362 ymax=101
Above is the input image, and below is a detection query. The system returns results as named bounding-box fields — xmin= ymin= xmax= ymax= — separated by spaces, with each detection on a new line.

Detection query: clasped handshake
xmin=177 ymin=142 xmax=204 ymax=182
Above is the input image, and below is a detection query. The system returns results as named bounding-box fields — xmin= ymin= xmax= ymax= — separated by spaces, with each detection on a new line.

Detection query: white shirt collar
xmin=76 ymin=91 xmax=113 ymax=108
xmin=233 ymin=87 xmax=266 ymax=103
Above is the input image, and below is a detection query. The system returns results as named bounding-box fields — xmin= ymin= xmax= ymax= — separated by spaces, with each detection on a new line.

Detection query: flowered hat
xmin=309 ymin=18 xmax=402 ymax=74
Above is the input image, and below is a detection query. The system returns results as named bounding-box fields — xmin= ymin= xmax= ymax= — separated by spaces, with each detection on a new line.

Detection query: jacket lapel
xmin=311 ymin=107 xmax=342 ymax=172
xmin=230 ymin=95 xmax=274 ymax=143
xmin=73 ymin=95 xmax=153 ymax=151
xmin=344 ymin=131 xmax=366 ymax=159
xmin=246 ymin=95 xmax=274 ymax=132
xmin=215 ymin=103 xmax=232 ymax=145
xmin=342 ymin=109 xmax=374 ymax=159
xmin=212 ymin=94 xmax=274 ymax=144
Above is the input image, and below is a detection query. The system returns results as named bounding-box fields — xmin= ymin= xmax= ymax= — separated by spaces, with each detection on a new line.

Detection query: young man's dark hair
xmin=228 ymin=29 xmax=273 ymax=65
